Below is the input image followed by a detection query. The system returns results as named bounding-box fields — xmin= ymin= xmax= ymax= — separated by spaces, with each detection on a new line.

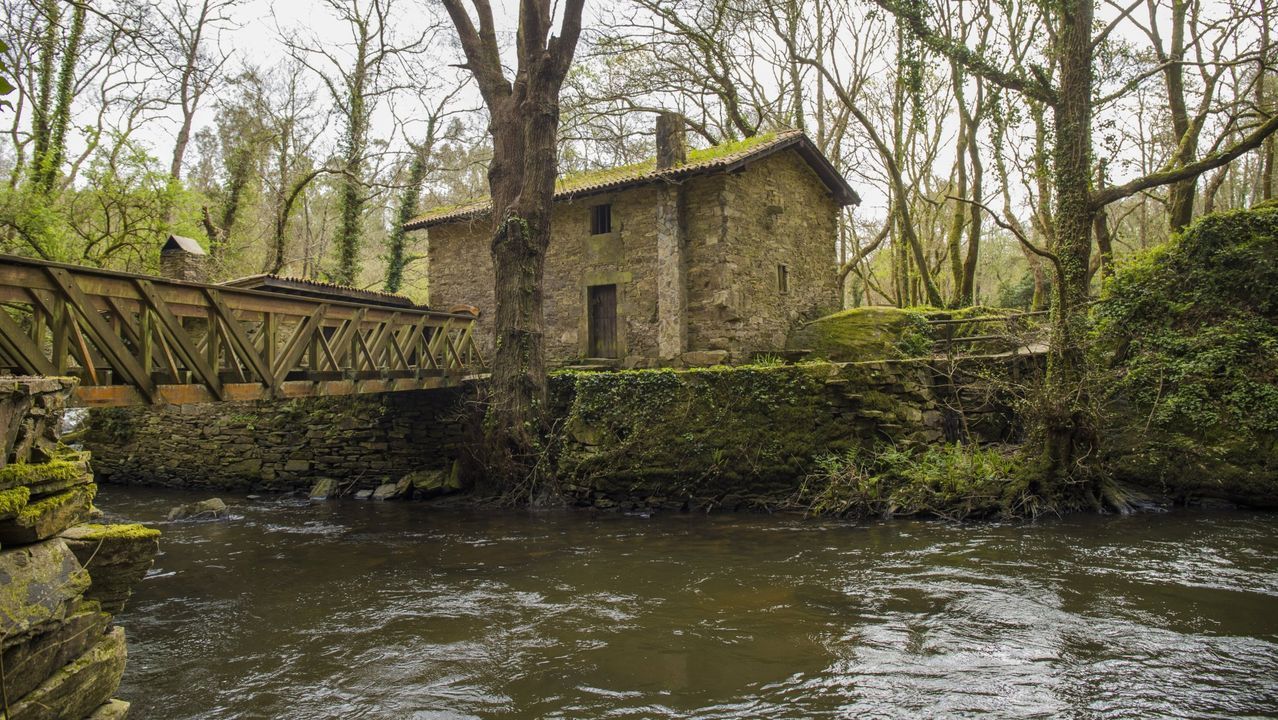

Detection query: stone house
xmin=406 ymin=119 xmax=859 ymax=367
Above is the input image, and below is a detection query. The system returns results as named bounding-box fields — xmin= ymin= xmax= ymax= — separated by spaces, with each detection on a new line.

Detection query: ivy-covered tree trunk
xmin=30 ymin=0 xmax=85 ymax=196
xmin=385 ymin=142 xmax=431 ymax=293
xmin=333 ymin=43 xmax=370 ymax=287
xmin=1039 ymin=0 xmax=1095 ymax=489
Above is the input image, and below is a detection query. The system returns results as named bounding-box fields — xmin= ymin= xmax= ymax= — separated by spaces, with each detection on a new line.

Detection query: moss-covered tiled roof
xmin=405 ymin=129 xmax=858 ymax=230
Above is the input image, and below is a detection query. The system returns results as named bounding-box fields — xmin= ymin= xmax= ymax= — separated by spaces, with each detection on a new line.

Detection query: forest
xmin=1 ymin=0 xmax=1272 ymax=308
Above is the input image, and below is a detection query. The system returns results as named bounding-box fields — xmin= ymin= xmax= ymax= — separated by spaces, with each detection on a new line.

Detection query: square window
xmin=777 ymin=264 xmax=789 ymax=294
xmin=591 ymin=204 xmax=613 ymax=235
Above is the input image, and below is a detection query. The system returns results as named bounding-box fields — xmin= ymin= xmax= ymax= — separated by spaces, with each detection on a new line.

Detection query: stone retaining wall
xmin=82 ymin=387 xmax=472 ymax=494
xmin=0 ymin=377 xmax=157 ymax=720
xmin=554 ymin=357 xmax=1030 ymax=511
xmin=79 ymin=356 xmax=1031 ymax=511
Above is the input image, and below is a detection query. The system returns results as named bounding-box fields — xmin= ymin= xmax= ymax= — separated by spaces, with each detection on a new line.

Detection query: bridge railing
xmin=0 ymin=254 xmax=486 ymax=406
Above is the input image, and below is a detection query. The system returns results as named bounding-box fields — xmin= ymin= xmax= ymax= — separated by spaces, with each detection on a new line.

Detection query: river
xmin=95 ymin=486 xmax=1278 ymax=719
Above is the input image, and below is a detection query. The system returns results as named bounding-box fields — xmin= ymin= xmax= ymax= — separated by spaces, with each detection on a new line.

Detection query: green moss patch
xmin=0 ymin=486 xmax=30 ymax=518
xmin=62 ymin=523 xmax=160 ymax=542
xmin=786 ymin=307 xmax=931 ymax=361
xmin=0 ymin=459 xmax=84 ymax=492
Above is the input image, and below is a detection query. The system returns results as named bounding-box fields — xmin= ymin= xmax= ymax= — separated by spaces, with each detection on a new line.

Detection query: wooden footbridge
xmin=0 ymin=255 xmax=485 ymax=407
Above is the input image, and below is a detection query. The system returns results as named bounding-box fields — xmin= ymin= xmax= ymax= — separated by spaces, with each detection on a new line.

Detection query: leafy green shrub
xmin=797 ymin=443 xmax=1030 ymax=520
xmin=1092 ymin=205 xmax=1278 ymax=506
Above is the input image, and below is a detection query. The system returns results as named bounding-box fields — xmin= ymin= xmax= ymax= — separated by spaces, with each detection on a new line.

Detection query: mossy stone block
xmin=0 ymin=484 xmax=96 ymax=546
xmin=0 ymin=599 xmax=110 ymax=702
xmin=3 ymin=626 xmax=127 ymax=720
xmin=0 ymin=486 xmax=30 ymax=521
xmin=0 ymin=539 xmax=91 ymax=640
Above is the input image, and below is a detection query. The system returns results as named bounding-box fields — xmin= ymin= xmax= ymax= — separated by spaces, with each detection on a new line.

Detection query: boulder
xmin=308 ymin=478 xmax=337 ymax=501
xmin=353 ymin=489 xmax=374 ymax=500
xmin=371 ymin=480 xmax=408 ymax=501
xmin=0 ymin=539 xmax=91 ymax=641
xmin=405 ymin=462 xmax=464 ymax=499
xmin=0 ymin=600 xmax=110 ymax=702
xmin=86 ymin=699 xmax=131 ymax=720
xmin=59 ymin=523 xmax=161 ymax=614
xmin=3 ymin=626 xmax=127 ymax=720
xmin=0 ymin=484 xmax=96 ymax=545
xmin=165 ymin=497 xmax=228 ymax=522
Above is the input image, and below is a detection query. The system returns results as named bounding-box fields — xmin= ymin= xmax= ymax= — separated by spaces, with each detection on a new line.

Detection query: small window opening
xmin=591 ymin=204 xmax=613 ymax=235
xmin=777 ymin=264 xmax=790 ymax=294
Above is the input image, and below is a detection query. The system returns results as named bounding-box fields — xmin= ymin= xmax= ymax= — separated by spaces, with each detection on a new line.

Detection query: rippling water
xmin=96 ymin=486 xmax=1278 ymax=719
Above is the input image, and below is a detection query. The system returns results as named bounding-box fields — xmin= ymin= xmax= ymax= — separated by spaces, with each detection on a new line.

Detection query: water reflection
xmin=97 ymin=487 xmax=1278 ymax=719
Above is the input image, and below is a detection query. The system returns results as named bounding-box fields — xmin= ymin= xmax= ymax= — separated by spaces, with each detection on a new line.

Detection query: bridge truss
xmin=0 ymin=255 xmax=485 ymax=407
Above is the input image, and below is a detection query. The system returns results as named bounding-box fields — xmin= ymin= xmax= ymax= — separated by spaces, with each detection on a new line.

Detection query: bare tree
xmin=146 ymin=0 xmax=238 ymax=182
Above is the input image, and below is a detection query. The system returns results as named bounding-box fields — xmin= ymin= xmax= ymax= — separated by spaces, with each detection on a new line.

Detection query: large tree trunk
xmin=1040 ymin=0 xmax=1095 ymax=490
xmin=483 ymin=62 xmax=563 ymax=484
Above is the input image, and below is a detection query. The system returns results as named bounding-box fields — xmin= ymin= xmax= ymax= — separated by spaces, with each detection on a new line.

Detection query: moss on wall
xmin=553 ymin=357 xmax=1018 ymax=511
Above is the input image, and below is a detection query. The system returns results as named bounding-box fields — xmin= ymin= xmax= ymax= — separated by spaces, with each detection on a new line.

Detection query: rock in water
xmin=85 ymin=699 xmax=131 ymax=719
xmin=353 ymin=489 xmax=374 ymax=500
xmin=308 ymin=478 xmax=337 ymax=501
xmin=166 ymin=497 xmax=228 ymax=521
xmin=405 ymin=462 xmax=464 ymax=499
xmin=59 ymin=523 xmax=161 ymax=614
xmin=3 ymin=626 xmax=127 ymax=720
xmin=371 ymin=482 xmax=403 ymax=501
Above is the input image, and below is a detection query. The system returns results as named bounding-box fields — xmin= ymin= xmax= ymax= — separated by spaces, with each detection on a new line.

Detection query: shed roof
xmin=405 ymin=130 xmax=859 ymax=231
xmin=162 ymin=234 xmax=206 ymax=255
xmin=221 ymin=274 xmax=417 ymax=308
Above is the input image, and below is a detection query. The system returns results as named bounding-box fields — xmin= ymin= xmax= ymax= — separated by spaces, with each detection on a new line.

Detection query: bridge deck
xmin=0 ymin=255 xmax=486 ymax=407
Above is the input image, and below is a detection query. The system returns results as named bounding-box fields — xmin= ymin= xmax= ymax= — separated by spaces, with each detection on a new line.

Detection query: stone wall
xmin=78 ymin=353 xmax=1029 ymax=513
xmin=554 ymin=357 xmax=1024 ymax=512
xmin=82 ymin=387 xmax=471 ymax=493
xmin=424 ymin=146 xmax=841 ymax=368
xmin=684 ymin=151 xmax=840 ymax=357
xmin=0 ymin=377 xmax=157 ymax=720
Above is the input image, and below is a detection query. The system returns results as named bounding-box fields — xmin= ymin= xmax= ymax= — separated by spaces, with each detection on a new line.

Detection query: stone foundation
xmin=0 ymin=377 xmax=157 ymax=720
xmin=81 ymin=387 xmax=472 ymax=494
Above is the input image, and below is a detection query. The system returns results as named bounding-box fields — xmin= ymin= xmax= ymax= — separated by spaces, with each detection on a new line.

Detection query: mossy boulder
xmin=1093 ymin=205 xmax=1278 ymax=506
xmin=3 ymin=626 xmax=127 ymax=720
xmin=0 ymin=484 xmax=96 ymax=545
xmin=405 ymin=461 xmax=463 ymax=499
xmin=786 ymin=306 xmax=930 ymax=361
xmin=60 ymin=523 xmax=160 ymax=614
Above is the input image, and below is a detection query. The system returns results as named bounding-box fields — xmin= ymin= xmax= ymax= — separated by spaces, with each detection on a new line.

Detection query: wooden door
xmin=587 ymin=284 xmax=617 ymax=358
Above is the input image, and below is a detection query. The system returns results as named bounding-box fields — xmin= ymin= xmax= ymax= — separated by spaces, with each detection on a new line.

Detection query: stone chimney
xmin=159 ymin=234 xmax=209 ymax=282
xmin=655 ymin=112 xmax=687 ymax=170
